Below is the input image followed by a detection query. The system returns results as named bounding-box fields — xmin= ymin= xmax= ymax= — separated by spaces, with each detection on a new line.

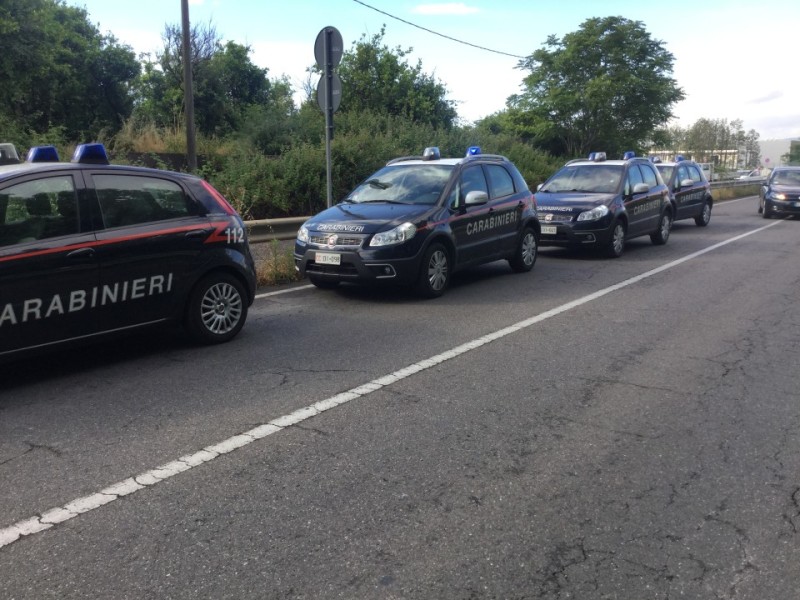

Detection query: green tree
xmin=783 ymin=141 xmax=800 ymax=166
xmin=334 ymin=27 xmax=458 ymax=129
xmin=0 ymin=0 xmax=139 ymax=141
xmin=510 ymin=16 xmax=684 ymax=158
xmin=133 ymin=22 xmax=288 ymax=137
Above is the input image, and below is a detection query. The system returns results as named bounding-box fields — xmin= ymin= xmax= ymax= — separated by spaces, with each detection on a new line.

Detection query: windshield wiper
xmin=358 ymin=199 xmax=408 ymax=204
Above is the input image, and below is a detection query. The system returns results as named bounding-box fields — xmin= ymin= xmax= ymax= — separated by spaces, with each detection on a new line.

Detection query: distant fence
xmin=244 ymin=180 xmax=763 ymax=244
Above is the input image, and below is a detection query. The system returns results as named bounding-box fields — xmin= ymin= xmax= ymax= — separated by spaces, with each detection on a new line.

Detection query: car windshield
xmin=539 ymin=164 xmax=623 ymax=194
xmin=772 ymin=170 xmax=800 ymax=186
xmin=656 ymin=165 xmax=674 ymax=182
xmin=343 ymin=164 xmax=454 ymax=205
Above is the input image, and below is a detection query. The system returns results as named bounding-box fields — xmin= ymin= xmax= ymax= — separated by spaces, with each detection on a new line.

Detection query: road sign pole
xmin=314 ymin=26 xmax=343 ymax=210
xmin=324 ymin=29 xmax=333 ymax=208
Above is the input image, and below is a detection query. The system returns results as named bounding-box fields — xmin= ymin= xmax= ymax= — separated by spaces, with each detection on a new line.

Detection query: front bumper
xmin=294 ymin=245 xmax=421 ymax=286
xmin=764 ymin=198 xmax=800 ymax=217
xmin=538 ymin=221 xmax=614 ymax=248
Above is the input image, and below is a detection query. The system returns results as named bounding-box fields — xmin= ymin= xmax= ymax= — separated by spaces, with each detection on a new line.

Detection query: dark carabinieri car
xmin=652 ymin=155 xmax=713 ymax=227
xmin=758 ymin=166 xmax=800 ymax=219
xmin=535 ymin=152 xmax=673 ymax=258
xmin=0 ymin=143 xmax=256 ymax=361
xmin=294 ymin=147 xmax=540 ymax=298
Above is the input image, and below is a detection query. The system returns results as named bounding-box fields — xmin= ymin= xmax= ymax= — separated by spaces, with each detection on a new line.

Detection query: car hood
xmin=534 ymin=192 xmax=616 ymax=216
xmin=769 ymin=184 xmax=800 ymax=194
xmin=304 ymin=202 xmax=435 ymax=234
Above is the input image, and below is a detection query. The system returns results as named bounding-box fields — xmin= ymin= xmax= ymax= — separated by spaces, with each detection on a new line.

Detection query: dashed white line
xmin=0 ymin=218 xmax=783 ymax=550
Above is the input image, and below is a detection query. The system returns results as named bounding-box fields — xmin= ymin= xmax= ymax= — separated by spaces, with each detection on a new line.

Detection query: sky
xmin=66 ymin=0 xmax=800 ymax=140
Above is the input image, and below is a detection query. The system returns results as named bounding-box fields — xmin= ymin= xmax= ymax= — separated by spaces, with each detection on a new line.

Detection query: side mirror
xmin=536 ymin=183 xmax=544 ymax=192
xmin=680 ymin=178 xmax=694 ymax=188
xmin=464 ymin=190 xmax=489 ymax=206
xmin=632 ymin=182 xmax=650 ymax=194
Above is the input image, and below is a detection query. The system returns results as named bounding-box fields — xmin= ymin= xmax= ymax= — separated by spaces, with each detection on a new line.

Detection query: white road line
xmin=254 ymin=284 xmax=313 ymax=300
xmin=0 ymin=219 xmax=784 ymax=550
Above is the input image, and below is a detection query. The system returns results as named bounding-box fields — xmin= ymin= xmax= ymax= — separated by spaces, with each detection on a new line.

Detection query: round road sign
xmin=314 ymin=26 xmax=343 ymax=69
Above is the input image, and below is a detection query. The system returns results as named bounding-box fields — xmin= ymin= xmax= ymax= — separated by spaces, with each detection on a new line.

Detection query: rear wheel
xmin=416 ymin=243 xmax=450 ymax=298
xmin=185 ymin=273 xmax=248 ymax=344
xmin=650 ymin=211 xmax=672 ymax=245
xmin=605 ymin=221 xmax=626 ymax=258
xmin=509 ymin=227 xmax=537 ymax=273
xmin=694 ymin=201 xmax=712 ymax=226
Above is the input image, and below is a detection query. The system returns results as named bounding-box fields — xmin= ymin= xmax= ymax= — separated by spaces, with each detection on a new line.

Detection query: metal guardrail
xmin=244 ymin=179 xmax=765 ymax=244
xmin=710 ymin=178 xmax=763 ymax=188
xmin=245 ymin=217 xmax=307 ymax=243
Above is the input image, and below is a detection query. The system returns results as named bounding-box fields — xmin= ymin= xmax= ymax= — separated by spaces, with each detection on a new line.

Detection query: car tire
xmin=757 ymin=199 xmax=763 ymax=214
xmin=605 ymin=221 xmax=626 ymax=258
xmin=650 ymin=211 xmax=672 ymax=245
xmin=761 ymin=200 xmax=771 ymax=219
xmin=508 ymin=227 xmax=538 ymax=273
xmin=185 ymin=272 xmax=248 ymax=344
xmin=308 ymin=275 xmax=340 ymax=289
xmin=694 ymin=201 xmax=712 ymax=226
xmin=416 ymin=243 xmax=450 ymax=298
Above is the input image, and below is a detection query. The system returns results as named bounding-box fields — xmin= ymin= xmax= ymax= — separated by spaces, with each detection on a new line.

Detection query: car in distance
xmin=294 ymin=146 xmax=540 ymax=298
xmin=535 ymin=152 xmax=673 ymax=258
xmin=652 ymin=155 xmax=713 ymax=226
xmin=0 ymin=143 xmax=256 ymax=361
xmin=758 ymin=166 xmax=800 ymax=219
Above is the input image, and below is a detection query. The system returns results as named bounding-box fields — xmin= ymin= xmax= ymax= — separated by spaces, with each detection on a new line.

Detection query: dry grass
xmin=254 ymin=240 xmax=303 ymax=287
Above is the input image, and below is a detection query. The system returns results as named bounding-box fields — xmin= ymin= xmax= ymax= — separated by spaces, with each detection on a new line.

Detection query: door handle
xmin=66 ymin=247 xmax=95 ymax=259
xmin=185 ymin=228 xmax=213 ymax=239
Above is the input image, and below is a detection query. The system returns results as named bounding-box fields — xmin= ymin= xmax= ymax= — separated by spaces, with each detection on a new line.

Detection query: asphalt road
xmin=1 ymin=196 xmax=799 ymax=599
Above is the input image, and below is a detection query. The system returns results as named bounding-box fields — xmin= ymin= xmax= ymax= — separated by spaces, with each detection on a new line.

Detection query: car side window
xmin=687 ymin=165 xmax=703 ymax=183
xmin=93 ymin=174 xmax=197 ymax=229
xmin=639 ymin=163 xmax=658 ymax=188
xmin=450 ymin=166 xmax=489 ymax=209
xmin=0 ymin=176 xmax=79 ymax=248
xmin=677 ymin=165 xmax=690 ymax=184
xmin=625 ymin=164 xmax=645 ymax=195
xmin=485 ymin=164 xmax=515 ymax=199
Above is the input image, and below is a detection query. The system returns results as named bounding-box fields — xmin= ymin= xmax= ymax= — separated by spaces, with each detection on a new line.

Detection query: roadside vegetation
xmin=2 ymin=1 xmax=766 ymax=251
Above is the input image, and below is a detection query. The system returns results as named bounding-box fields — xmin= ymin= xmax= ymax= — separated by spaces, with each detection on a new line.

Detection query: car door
xmin=86 ymin=171 xmax=210 ymax=332
xmin=484 ymin=163 xmax=524 ymax=256
xmin=671 ymin=163 xmax=695 ymax=219
xmin=448 ymin=164 xmax=493 ymax=265
xmin=0 ymin=173 xmax=98 ymax=357
xmin=623 ymin=164 xmax=659 ymax=237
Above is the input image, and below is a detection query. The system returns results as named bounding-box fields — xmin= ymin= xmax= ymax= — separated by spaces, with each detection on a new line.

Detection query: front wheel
xmin=694 ymin=201 xmax=712 ymax=226
xmin=605 ymin=221 xmax=626 ymax=258
xmin=650 ymin=211 xmax=672 ymax=245
xmin=416 ymin=243 xmax=450 ymax=298
xmin=509 ymin=227 xmax=538 ymax=273
xmin=185 ymin=273 xmax=248 ymax=344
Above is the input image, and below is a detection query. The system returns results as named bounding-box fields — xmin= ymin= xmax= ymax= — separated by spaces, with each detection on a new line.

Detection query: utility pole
xmin=181 ymin=0 xmax=197 ymax=172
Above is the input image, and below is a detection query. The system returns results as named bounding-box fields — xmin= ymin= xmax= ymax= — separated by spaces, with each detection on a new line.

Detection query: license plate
xmin=541 ymin=225 xmax=557 ymax=235
xmin=315 ymin=252 xmax=341 ymax=265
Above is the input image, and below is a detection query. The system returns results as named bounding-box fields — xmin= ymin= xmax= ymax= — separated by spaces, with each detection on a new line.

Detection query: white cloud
xmin=412 ymin=3 xmax=479 ymax=16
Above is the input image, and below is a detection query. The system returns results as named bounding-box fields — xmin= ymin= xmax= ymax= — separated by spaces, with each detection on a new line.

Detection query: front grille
xmin=309 ymin=234 xmax=364 ymax=248
xmin=540 ymin=212 xmax=574 ymax=223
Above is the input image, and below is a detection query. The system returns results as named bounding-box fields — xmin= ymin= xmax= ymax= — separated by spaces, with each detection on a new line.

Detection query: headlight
xmin=768 ymin=192 xmax=787 ymax=201
xmin=297 ymin=224 xmax=310 ymax=244
xmin=577 ymin=205 xmax=610 ymax=222
xmin=369 ymin=222 xmax=416 ymax=247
